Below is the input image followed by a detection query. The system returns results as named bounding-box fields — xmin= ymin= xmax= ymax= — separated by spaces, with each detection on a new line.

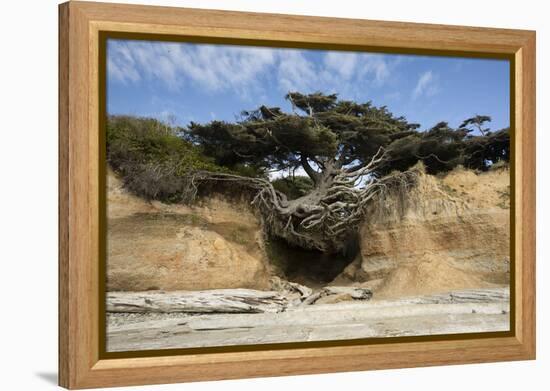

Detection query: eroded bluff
xmin=333 ymin=163 xmax=510 ymax=298
xmin=106 ymin=164 xmax=510 ymax=297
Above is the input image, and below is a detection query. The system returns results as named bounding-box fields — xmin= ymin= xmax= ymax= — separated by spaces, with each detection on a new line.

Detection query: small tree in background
xmin=459 ymin=115 xmax=492 ymax=136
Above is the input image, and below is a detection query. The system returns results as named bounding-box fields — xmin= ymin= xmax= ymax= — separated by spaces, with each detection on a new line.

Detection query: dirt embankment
xmin=107 ymin=163 xmax=510 ymax=298
xmin=334 ymin=163 xmax=510 ymax=298
xmin=106 ymin=168 xmax=273 ymax=291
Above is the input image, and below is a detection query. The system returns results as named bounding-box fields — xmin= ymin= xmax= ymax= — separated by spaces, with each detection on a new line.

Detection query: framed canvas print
xmin=59 ymin=1 xmax=536 ymax=389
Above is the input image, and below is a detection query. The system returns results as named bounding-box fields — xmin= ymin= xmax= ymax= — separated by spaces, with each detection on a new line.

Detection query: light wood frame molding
xmin=59 ymin=1 xmax=536 ymax=389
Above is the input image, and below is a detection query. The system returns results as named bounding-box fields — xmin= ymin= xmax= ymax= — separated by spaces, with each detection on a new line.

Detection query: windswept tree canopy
xmin=382 ymin=120 xmax=510 ymax=175
xmin=187 ymin=92 xmax=508 ymax=179
xmin=186 ymin=92 xmax=421 ymax=181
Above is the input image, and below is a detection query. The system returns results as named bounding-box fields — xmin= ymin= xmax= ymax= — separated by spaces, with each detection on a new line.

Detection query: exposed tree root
xmin=182 ymin=148 xmax=418 ymax=253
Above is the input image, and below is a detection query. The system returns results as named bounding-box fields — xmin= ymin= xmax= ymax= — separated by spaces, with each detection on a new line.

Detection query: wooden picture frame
xmin=59 ymin=1 xmax=536 ymax=389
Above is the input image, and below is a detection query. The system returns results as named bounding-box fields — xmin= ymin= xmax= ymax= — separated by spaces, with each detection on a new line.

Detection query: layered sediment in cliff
xmin=106 ymin=168 xmax=273 ymax=291
xmin=333 ymin=163 xmax=510 ymax=298
xmin=107 ymin=163 xmax=510 ymax=298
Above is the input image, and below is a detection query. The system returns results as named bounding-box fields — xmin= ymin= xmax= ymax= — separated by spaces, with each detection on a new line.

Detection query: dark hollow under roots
xmin=265 ymin=233 xmax=360 ymax=288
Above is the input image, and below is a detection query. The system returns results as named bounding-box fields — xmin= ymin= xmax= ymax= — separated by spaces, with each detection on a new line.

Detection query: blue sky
xmin=107 ymin=39 xmax=510 ymax=132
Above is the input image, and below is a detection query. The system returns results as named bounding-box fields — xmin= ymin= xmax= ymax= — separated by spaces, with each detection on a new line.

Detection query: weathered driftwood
xmin=106 ymin=287 xmax=510 ymax=352
xmin=106 ymin=285 xmax=373 ymax=314
xmin=302 ymin=286 xmax=373 ymax=305
xmin=270 ymin=277 xmax=313 ymax=300
xmin=424 ymin=288 xmax=509 ymax=303
xmin=107 ymin=289 xmax=288 ymax=314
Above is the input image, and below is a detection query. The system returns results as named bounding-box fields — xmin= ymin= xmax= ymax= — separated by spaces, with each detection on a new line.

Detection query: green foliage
xmin=286 ymin=91 xmax=338 ymax=114
xmin=459 ymin=115 xmax=492 ymax=136
xmin=272 ymin=176 xmax=314 ymax=200
xmin=107 ymin=115 xmax=229 ymax=201
xmin=107 ymin=115 xmax=225 ymax=172
xmin=383 ymin=121 xmax=510 ymax=174
xmin=186 ymin=92 xmax=509 ymax=177
xmin=108 ymin=93 xmax=510 ymax=204
xmin=186 ymin=92 xmax=419 ymax=173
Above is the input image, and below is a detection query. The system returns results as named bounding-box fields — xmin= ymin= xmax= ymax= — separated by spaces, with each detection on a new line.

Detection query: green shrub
xmin=107 ymin=115 xmax=229 ymax=202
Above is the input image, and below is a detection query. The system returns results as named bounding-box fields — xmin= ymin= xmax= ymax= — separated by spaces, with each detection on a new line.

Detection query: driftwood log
xmin=107 ymin=289 xmax=288 ymax=314
xmin=106 ymin=286 xmax=374 ymax=314
xmin=106 ymin=287 xmax=510 ymax=352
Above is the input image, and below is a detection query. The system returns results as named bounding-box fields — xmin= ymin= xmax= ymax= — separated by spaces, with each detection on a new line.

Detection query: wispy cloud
xmin=412 ymin=70 xmax=439 ymax=100
xmin=324 ymin=52 xmax=358 ymax=79
xmin=108 ymin=40 xmax=399 ymax=101
xmin=277 ymin=51 xmax=318 ymax=92
xmin=108 ymin=43 xmax=510 ymax=131
xmin=323 ymin=52 xmax=390 ymax=87
xmin=107 ymin=46 xmax=140 ymax=84
xmin=108 ymin=40 xmax=277 ymax=96
xmin=359 ymin=54 xmax=391 ymax=85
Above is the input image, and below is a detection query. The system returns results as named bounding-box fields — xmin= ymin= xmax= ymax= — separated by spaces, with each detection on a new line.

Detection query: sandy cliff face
xmin=107 ymin=163 xmax=510 ymax=297
xmin=106 ymin=169 xmax=273 ymax=291
xmin=334 ymin=164 xmax=510 ymax=298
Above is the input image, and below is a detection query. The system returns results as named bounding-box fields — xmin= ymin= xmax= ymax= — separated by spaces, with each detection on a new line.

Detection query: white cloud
xmin=412 ymin=70 xmax=439 ymax=100
xmin=107 ymin=40 xmax=277 ymax=94
xmin=276 ymin=50 xmax=394 ymax=98
xmin=277 ymin=50 xmax=317 ymax=93
xmin=107 ymin=40 xmax=405 ymax=103
xmin=324 ymin=52 xmax=358 ymax=79
xmin=107 ymin=45 xmax=140 ymax=84
xmin=324 ymin=52 xmax=391 ymax=87
xmin=359 ymin=54 xmax=390 ymax=85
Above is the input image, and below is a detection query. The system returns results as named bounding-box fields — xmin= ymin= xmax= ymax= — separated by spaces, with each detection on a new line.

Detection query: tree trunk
xmin=198 ymin=149 xmax=418 ymax=253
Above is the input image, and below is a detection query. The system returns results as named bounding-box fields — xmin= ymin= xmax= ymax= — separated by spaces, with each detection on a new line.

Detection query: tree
xmin=381 ymin=119 xmax=509 ymax=175
xmin=185 ymin=92 xmax=421 ymax=252
xmin=107 ymin=93 xmax=509 ymax=255
xmin=459 ymin=115 xmax=492 ymax=136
